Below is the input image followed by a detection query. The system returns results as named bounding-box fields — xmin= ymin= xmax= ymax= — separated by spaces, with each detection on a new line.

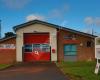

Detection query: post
xmin=95 ymin=59 xmax=100 ymax=74
xmin=92 ymin=28 xmax=94 ymax=35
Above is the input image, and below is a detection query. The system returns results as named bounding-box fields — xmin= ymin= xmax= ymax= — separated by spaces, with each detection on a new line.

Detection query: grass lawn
xmin=57 ymin=61 xmax=100 ymax=80
xmin=0 ymin=64 xmax=11 ymax=70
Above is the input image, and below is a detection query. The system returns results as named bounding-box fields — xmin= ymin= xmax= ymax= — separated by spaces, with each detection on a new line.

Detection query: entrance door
xmin=23 ymin=33 xmax=50 ymax=62
xmin=64 ymin=44 xmax=77 ymax=61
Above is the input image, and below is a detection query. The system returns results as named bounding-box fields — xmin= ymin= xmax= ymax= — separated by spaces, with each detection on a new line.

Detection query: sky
xmin=0 ymin=0 xmax=100 ymax=37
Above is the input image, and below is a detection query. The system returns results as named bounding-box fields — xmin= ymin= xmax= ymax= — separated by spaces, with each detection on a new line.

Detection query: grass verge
xmin=57 ymin=61 xmax=100 ymax=80
xmin=0 ymin=64 xmax=12 ymax=70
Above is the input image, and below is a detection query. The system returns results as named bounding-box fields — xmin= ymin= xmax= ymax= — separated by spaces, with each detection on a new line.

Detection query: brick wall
xmin=0 ymin=49 xmax=16 ymax=64
xmin=0 ymin=37 xmax=16 ymax=64
xmin=57 ymin=30 xmax=95 ymax=61
xmin=77 ymin=35 xmax=95 ymax=61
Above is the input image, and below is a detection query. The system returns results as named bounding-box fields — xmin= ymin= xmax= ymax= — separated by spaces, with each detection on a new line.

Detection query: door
xmin=64 ymin=44 xmax=77 ymax=61
xmin=24 ymin=44 xmax=50 ymax=61
xmin=23 ymin=33 xmax=50 ymax=62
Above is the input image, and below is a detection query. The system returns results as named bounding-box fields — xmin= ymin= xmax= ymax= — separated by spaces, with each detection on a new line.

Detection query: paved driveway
xmin=0 ymin=62 xmax=68 ymax=80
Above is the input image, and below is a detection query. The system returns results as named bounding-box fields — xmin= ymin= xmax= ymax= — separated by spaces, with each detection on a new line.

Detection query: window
xmin=41 ymin=44 xmax=50 ymax=52
xmin=33 ymin=44 xmax=41 ymax=52
xmin=24 ymin=44 xmax=50 ymax=53
xmin=64 ymin=44 xmax=77 ymax=56
xmin=87 ymin=41 xmax=92 ymax=47
xmin=24 ymin=44 xmax=32 ymax=52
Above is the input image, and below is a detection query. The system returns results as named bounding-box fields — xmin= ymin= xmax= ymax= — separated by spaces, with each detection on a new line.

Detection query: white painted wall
xmin=16 ymin=24 xmax=57 ymax=62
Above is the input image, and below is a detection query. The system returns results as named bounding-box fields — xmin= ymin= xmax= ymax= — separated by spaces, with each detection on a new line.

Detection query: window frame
xmin=24 ymin=44 xmax=50 ymax=53
xmin=64 ymin=44 xmax=77 ymax=56
xmin=86 ymin=41 xmax=92 ymax=47
xmin=24 ymin=44 xmax=33 ymax=52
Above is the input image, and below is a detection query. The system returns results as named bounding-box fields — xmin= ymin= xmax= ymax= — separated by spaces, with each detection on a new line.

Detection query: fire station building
xmin=0 ymin=20 xmax=96 ymax=64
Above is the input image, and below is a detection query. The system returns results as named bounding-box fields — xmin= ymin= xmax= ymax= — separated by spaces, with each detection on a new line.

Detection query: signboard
xmin=95 ymin=37 xmax=100 ymax=59
xmin=0 ymin=44 xmax=15 ymax=49
xmin=96 ymin=48 xmax=100 ymax=59
xmin=95 ymin=37 xmax=100 ymax=74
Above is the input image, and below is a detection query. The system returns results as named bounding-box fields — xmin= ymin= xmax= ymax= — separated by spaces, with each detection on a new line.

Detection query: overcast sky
xmin=0 ymin=0 xmax=100 ymax=37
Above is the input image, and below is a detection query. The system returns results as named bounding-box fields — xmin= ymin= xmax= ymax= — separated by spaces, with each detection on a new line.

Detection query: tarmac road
xmin=0 ymin=62 xmax=68 ymax=80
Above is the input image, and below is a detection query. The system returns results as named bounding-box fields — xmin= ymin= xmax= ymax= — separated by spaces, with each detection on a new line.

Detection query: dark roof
xmin=13 ymin=20 xmax=59 ymax=31
xmin=0 ymin=36 xmax=16 ymax=42
xmin=61 ymin=27 xmax=97 ymax=38
xmin=13 ymin=20 xmax=96 ymax=38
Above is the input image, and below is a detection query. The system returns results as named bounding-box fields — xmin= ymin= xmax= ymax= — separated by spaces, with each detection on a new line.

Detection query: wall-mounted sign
xmin=0 ymin=44 xmax=15 ymax=49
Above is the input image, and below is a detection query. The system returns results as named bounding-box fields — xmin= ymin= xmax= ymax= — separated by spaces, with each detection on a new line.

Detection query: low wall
xmin=0 ymin=49 xmax=16 ymax=64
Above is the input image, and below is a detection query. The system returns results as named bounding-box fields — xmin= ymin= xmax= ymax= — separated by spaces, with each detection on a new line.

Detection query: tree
xmin=5 ymin=32 xmax=15 ymax=38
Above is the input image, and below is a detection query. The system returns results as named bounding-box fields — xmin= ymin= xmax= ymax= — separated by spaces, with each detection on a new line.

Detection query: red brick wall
xmin=0 ymin=49 xmax=16 ymax=64
xmin=0 ymin=37 xmax=16 ymax=64
xmin=57 ymin=30 xmax=95 ymax=61
xmin=77 ymin=35 xmax=95 ymax=61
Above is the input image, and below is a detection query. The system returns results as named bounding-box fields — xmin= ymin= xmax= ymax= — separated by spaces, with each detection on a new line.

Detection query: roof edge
xmin=13 ymin=20 xmax=96 ymax=38
xmin=0 ymin=36 xmax=16 ymax=42
xmin=13 ymin=20 xmax=60 ymax=31
xmin=61 ymin=27 xmax=97 ymax=38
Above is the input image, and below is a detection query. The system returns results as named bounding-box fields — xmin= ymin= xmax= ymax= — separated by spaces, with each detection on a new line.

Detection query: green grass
xmin=57 ymin=61 xmax=100 ymax=80
xmin=0 ymin=64 xmax=11 ymax=70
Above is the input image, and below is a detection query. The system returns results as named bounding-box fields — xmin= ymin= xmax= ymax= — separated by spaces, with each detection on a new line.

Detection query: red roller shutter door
xmin=23 ymin=33 xmax=50 ymax=62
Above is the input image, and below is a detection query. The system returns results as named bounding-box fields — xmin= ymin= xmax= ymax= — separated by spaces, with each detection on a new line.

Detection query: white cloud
xmin=83 ymin=29 xmax=93 ymax=34
xmin=84 ymin=17 xmax=100 ymax=35
xmin=84 ymin=17 xmax=94 ymax=25
xmin=95 ymin=17 xmax=100 ymax=26
xmin=49 ymin=4 xmax=70 ymax=19
xmin=62 ymin=4 xmax=70 ymax=12
xmin=26 ymin=14 xmax=45 ymax=21
xmin=84 ymin=16 xmax=100 ymax=27
xmin=50 ymin=9 xmax=61 ymax=18
xmin=1 ymin=0 xmax=32 ymax=9
xmin=60 ymin=20 xmax=68 ymax=27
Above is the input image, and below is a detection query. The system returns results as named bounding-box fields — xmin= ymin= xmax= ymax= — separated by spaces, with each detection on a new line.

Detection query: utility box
xmin=95 ymin=37 xmax=100 ymax=59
